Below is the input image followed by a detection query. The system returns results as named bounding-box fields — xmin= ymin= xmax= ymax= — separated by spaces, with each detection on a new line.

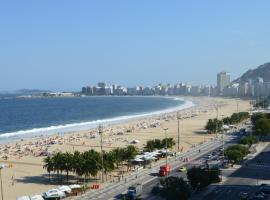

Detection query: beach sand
xmin=0 ymin=97 xmax=250 ymax=199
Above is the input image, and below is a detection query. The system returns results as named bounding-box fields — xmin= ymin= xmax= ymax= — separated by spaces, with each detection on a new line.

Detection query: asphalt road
xmin=141 ymin=134 xmax=239 ymax=200
xmin=71 ymin=132 xmax=240 ymax=200
xmin=198 ymin=143 xmax=270 ymax=200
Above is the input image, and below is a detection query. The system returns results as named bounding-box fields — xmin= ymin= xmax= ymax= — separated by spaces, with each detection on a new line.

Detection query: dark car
xmin=251 ymin=196 xmax=267 ymax=200
xmin=259 ymin=187 xmax=270 ymax=194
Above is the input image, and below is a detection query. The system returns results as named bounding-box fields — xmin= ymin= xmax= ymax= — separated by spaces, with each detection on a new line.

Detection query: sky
xmin=1 ymin=1 xmax=270 ymax=91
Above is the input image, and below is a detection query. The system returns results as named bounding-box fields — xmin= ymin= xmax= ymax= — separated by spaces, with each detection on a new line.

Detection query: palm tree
xmin=124 ymin=145 xmax=138 ymax=171
xmin=43 ymin=156 xmax=54 ymax=181
xmin=103 ymin=151 xmax=116 ymax=181
xmin=112 ymin=148 xmax=125 ymax=167
xmin=63 ymin=152 xmax=73 ymax=183
xmin=52 ymin=152 xmax=63 ymax=183
xmin=82 ymin=150 xmax=101 ymax=182
xmin=72 ymin=151 xmax=84 ymax=182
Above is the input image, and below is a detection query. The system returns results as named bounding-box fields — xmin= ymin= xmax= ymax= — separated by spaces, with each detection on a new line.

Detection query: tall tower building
xmin=217 ymin=72 xmax=230 ymax=95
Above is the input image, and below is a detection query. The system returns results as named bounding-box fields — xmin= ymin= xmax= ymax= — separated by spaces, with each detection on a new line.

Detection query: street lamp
xmin=177 ymin=112 xmax=181 ymax=152
xmin=215 ymin=105 xmax=219 ymax=138
xmin=221 ymin=115 xmax=225 ymax=158
xmin=164 ymin=128 xmax=168 ymax=179
xmin=0 ymin=164 xmax=7 ymax=200
xmin=163 ymin=128 xmax=169 ymax=190
xmin=98 ymin=125 xmax=104 ymax=183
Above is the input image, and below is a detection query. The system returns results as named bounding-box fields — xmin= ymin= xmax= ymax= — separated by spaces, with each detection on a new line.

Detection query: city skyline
xmin=1 ymin=1 xmax=270 ymax=91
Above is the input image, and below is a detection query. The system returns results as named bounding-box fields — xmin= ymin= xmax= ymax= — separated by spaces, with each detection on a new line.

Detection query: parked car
xmin=43 ymin=188 xmax=66 ymax=199
xmin=251 ymin=196 xmax=267 ymax=200
xmin=239 ymin=192 xmax=249 ymax=200
xmin=17 ymin=196 xmax=30 ymax=200
xmin=58 ymin=185 xmax=72 ymax=194
xmin=178 ymin=166 xmax=187 ymax=173
xmin=30 ymin=195 xmax=44 ymax=200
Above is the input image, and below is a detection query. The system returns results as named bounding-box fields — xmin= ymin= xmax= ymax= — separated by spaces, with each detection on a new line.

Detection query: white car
xmin=30 ymin=195 xmax=44 ymax=200
xmin=69 ymin=184 xmax=82 ymax=190
xmin=58 ymin=185 xmax=72 ymax=194
xmin=16 ymin=196 xmax=30 ymax=200
xmin=43 ymin=188 xmax=66 ymax=199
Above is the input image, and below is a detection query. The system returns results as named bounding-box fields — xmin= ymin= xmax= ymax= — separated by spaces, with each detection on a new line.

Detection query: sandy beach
xmin=0 ymin=97 xmax=250 ymax=199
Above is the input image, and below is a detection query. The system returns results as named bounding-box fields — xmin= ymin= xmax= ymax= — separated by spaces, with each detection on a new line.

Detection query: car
xmin=260 ymin=183 xmax=270 ymax=187
xmin=30 ymin=195 xmax=44 ymax=200
xmin=255 ymin=192 xmax=267 ymax=199
xmin=178 ymin=166 xmax=187 ymax=172
xmin=239 ymin=192 xmax=249 ymax=200
xmin=259 ymin=187 xmax=270 ymax=194
xmin=58 ymin=185 xmax=72 ymax=194
xmin=16 ymin=196 xmax=30 ymax=200
xmin=43 ymin=189 xmax=66 ymax=199
xmin=251 ymin=195 xmax=266 ymax=200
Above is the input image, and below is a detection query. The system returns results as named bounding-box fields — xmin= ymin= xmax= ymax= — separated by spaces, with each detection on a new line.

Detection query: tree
xmin=52 ymin=152 xmax=64 ymax=183
xmin=145 ymin=138 xmax=176 ymax=151
xmin=72 ymin=151 xmax=84 ymax=180
xmin=162 ymin=138 xmax=176 ymax=149
xmin=253 ymin=118 xmax=270 ymax=135
xmin=159 ymin=177 xmax=191 ymax=200
xmin=111 ymin=147 xmax=126 ymax=167
xmin=103 ymin=151 xmax=116 ymax=180
xmin=63 ymin=152 xmax=73 ymax=182
xmin=187 ymin=167 xmax=201 ymax=189
xmin=187 ymin=167 xmax=221 ymax=190
xmin=251 ymin=113 xmax=268 ymax=124
xmin=224 ymin=145 xmax=249 ymax=164
xmin=82 ymin=150 xmax=101 ymax=179
xmin=123 ymin=145 xmax=138 ymax=171
xmin=205 ymin=118 xmax=223 ymax=133
xmin=239 ymin=136 xmax=258 ymax=146
xmin=145 ymin=140 xmax=156 ymax=152
xmin=222 ymin=112 xmax=249 ymax=125
xmin=43 ymin=156 xmax=54 ymax=181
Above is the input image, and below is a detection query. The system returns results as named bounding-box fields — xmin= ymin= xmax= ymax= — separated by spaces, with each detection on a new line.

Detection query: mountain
xmin=234 ymin=62 xmax=270 ymax=83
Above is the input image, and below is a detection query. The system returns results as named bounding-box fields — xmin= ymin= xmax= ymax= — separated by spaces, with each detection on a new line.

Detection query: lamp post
xmin=177 ymin=112 xmax=181 ymax=152
xmin=221 ymin=115 xmax=225 ymax=158
xmin=163 ymin=128 xmax=169 ymax=190
xmin=164 ymin=128 xmax=168 ymax=178
xmin=98 ymin=125 xmax=104 ymax=183
xmin=0 ymin=164 xmax=7 ymax=200
xmin=215 ymin=105 xmax=219 ymax=138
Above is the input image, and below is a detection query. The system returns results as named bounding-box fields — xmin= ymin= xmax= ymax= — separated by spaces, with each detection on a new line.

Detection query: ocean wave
xmin=0 ymin=98 xmax=194 ymax=139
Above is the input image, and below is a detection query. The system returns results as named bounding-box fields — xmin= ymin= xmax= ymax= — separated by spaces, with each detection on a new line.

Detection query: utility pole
xmin=177 ymin=112 xmax=181 ymax=152
xmin=164 ymin=128 xmax=169 ymax=189
xmin=0 ymin=164 xmax=5 ymax=200
xmin=0 ymin=169 xmax=3 ymax=200
xmin=215 ymin=105 xmax=219 ymax=138
xmin=98 ymin=125 xmax=104 ymax=183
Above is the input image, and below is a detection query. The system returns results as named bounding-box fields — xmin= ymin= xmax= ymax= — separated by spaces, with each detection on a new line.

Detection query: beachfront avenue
xmin=72 ymin=133 xmax=234 ymax=200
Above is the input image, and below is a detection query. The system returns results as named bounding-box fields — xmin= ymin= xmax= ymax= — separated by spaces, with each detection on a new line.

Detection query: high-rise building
xmin=217 ymin=72 xmax=230 ymax=95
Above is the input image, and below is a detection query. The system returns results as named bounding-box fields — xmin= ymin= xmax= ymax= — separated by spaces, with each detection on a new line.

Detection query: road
xmin=195 ymin=142 xmax=270 ymax=200
xmin=72 ymin=132 xmax=239 ymax=200
xmin=141 ymin=133 xmax=239 ymax=200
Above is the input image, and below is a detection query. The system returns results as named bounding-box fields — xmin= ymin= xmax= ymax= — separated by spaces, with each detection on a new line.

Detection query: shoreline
xmin=0 ymin=96 xmax=193 ymax=144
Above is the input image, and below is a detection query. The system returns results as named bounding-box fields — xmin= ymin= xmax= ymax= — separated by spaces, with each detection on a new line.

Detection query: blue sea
xmin=0 ymin=96 xmax=193 ymax=143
